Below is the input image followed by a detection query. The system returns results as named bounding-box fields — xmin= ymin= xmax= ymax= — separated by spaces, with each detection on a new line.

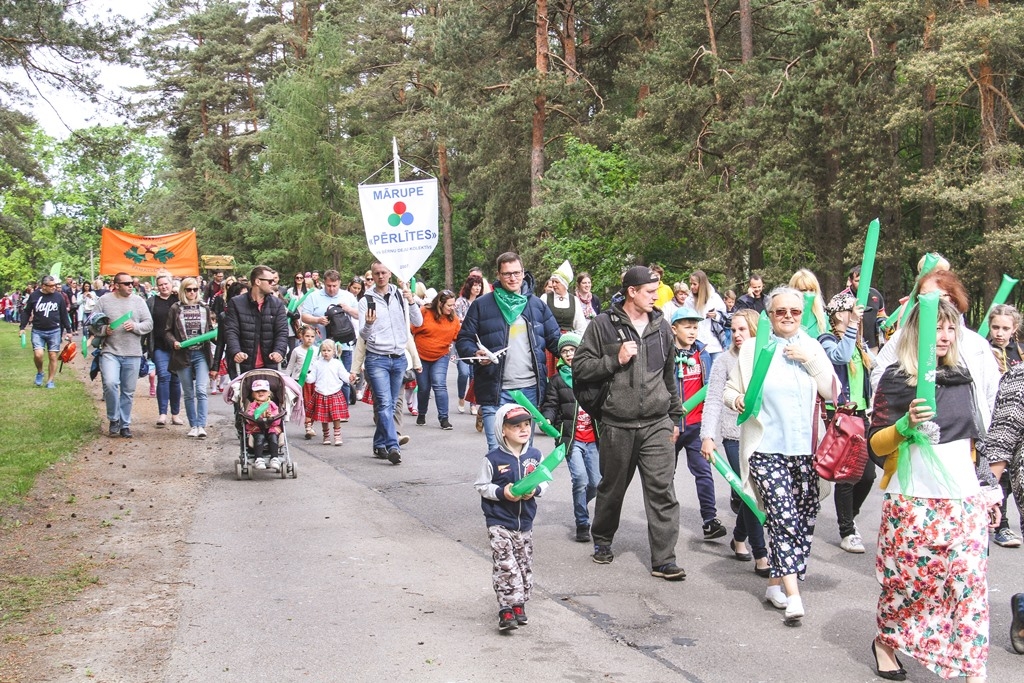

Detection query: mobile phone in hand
xmin=366 ymin=298 xmax=376 ymax=312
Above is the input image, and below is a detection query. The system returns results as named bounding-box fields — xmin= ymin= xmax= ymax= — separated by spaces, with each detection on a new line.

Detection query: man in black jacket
xmin=573 ymin=266 xmax=685 ymax=581
xmin=223 ymin=266 xmax=289 ymax=378
xmin=733 ymin=274 xmax=766 ymax=314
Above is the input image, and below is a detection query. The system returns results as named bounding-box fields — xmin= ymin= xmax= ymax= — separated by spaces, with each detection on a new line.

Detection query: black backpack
xmin=325 ymin=304 xmax=356 ymax=344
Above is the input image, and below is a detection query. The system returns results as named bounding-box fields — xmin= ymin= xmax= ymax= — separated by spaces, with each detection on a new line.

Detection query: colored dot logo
xmin=387 ymin=202 xmax=414 ymax=227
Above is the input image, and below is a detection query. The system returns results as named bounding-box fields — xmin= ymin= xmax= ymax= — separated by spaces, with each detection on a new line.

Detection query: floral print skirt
xmin=876 ymin=493 xmax=989 ymax=679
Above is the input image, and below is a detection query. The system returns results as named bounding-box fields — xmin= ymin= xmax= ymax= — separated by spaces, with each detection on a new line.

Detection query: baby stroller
xmin=227 ymin=369 xmax=301 ymax=479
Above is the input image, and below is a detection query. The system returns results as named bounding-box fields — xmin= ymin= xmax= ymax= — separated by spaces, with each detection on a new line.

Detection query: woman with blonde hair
xmin=165 ymin=277 xmax=217 ymax=438
xmin=788 ymin=268 xmax=827 ymax=335
xmin=868 ymin=298 xmax=1001 ymax=681
xmin=686 ymin=270 xmax=728 ymax=362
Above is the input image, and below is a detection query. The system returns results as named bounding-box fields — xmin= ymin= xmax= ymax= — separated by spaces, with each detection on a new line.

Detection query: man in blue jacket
xmin=456 ymin=252 xmax=561 ymax=451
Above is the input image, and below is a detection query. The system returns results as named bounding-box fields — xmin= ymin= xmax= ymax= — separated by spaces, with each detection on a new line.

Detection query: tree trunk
xmin=738 ymin=0 xmax=763 ymax=273
xmin=976 ymin=0 xmax=1002 ymax=295
xmin=531 ymin=0 xmax=549 ymax=208
xmin=636 ymin=3 xmax=657 ymax=117
xmin=560 ymin=0 xmax=577 ymax=84
xmin=438 ymin=140 xmax=454 ymax=290
xmin=919 ymin=7 xmax=936 ymax=242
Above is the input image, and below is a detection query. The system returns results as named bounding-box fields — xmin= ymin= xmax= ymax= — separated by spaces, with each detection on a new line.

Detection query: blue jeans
xmin=567 ymin=440 xmax=601 ymax=527
xmin=31 ymin=328 xmax=62 ymax=352
xmin=340 ymin=348 xmax=355 ymax=404
xmin=153 ymin=347 xmax=181 ymax=416
xmin=456 ymin=358 xmax=473 ymax=400
xmin=365 ymin=352 xmax=406 ymax=451
xmin=176 ymin=349 xmax=210 ymax=428
xmin=481 ymin=386 xmax=539 ymax=452
xmin=416 ymin=355 xmax=450 ymax=421
xmin=724 ymin=438 xmax=767 ymax=559
xmin=100 ymin=354 xmax=142 ymax=427
xmin=675 ymin=421 xmax=718 ymax=524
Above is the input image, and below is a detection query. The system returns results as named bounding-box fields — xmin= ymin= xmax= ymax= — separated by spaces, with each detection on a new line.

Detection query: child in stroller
xmin=245 ymin=379 xmax=283 ymax=470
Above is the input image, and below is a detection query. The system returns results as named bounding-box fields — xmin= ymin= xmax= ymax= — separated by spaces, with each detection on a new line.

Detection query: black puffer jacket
xmin=540 ymin=369 xmax=580 ymax=444
xmin=223 ymin=292 xmax=289 ymax=374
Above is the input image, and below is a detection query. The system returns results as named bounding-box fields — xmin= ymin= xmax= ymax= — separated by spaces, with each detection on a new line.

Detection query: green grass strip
xmin=0 ymin=562 xmax=99 ymax=625
xmin=0 ymin=325 xmax=97 ymax=506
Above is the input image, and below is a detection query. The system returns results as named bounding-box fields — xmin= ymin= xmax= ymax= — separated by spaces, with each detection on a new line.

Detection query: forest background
xmin=2 ymin=0 xmax=1023 ymax=322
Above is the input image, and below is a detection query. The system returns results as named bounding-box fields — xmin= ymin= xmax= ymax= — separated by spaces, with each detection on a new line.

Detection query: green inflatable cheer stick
xmin=881 ymin=304 xmax=903 ymax=333
xmin=509 ymin=389 xmax=560 ymax=438
xmin=899 ymin=252 xmax=943 ymax=327
xmin=21 ymin=330 xmax=26 ymax=348
xmin=510 ymin=443 xmax=567 ymax=497
xmin=977 ymin=274 xmax=1019 ymax=339
xmin=800 ymin=292 xmax=820 ymax=337
xmin=81 ymin=333 xmax=88 ymax=355
xmin=681 ymin=386 xmax=706 ymax=417
xmin=50 ymin=262 xmax=62 ymax=279
xmin=287 ymin=288 xmax=313 ymax=314
xmin=298 ymin=347 xmax=315 ymax=387
xmin=711 ymin=450 xmax=766 ymax=524
xmin=109 ymin=311 xmax=132 ymax=330
xmin=179 ymin=329 xmax=218 ymax=349
xmin=253 ymin=402 xmax=270 ymax=419
xmin=857 ymin=219 xmax=881 ymax=309
xmin=916 ymin=291 xmax=940 ymax=413
xmin=737 ymin=311 xmax=776 ymax=426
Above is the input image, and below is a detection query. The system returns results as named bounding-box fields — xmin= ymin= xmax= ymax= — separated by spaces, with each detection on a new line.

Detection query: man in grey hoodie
xmin=572 ymin=266 xmax=685 ymax=580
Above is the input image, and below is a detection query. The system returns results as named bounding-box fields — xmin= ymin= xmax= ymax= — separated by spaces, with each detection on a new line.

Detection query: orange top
xmin=411 ymin=306 xmax=461 ymax=361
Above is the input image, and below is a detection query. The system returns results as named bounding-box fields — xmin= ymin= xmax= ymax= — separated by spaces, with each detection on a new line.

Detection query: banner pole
xmin=392 ymin=137 xmax=400 ymax=183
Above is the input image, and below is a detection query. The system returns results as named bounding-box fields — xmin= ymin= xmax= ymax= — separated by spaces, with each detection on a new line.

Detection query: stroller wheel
xmin=279 ymin=462 xmax=288 ymax=479
xmin=290 ymin=462 xmax=297 ymax=479
xmin=246 ymin=465 xmax=253 ymax=480
xmin=235 ymin=462 xmax=242 ymax=480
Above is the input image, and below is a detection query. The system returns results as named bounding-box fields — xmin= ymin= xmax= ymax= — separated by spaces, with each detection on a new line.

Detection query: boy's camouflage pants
xmin=488 ymin=525 xmax=533 ymax=608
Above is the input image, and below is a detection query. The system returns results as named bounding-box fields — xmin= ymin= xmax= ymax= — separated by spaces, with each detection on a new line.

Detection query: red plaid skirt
xmin=307 ymin=389 xmax=350 ymax=422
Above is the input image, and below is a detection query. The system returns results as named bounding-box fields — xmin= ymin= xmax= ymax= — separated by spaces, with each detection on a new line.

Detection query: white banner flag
xmin=358 ymin=178 xmax=439 ymax=283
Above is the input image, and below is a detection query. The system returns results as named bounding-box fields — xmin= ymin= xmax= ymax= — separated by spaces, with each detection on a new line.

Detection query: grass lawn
xmin=0 ymin=324 xmax=97 ymax=507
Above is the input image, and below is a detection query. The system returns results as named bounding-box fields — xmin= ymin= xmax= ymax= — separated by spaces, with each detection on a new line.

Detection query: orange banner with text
xmin=99 ymin=227 xmax=200 ymax=277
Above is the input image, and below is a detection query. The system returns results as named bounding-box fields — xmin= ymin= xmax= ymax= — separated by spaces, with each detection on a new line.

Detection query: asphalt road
xmin=162 ymin=373 xmax=1024 ymax=683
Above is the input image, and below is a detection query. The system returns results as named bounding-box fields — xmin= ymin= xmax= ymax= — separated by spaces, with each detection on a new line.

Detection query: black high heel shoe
xmin=871 ymin=641 xmax=907 ymax=681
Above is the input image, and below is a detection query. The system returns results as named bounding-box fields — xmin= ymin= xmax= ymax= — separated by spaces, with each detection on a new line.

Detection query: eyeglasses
xmin=185 ymin=287 xmax=200 ymax=292
xmin=771 ymin=308 xmax=803 ymax=319
xmin=499 ymin=270 xmax=523 ymax=280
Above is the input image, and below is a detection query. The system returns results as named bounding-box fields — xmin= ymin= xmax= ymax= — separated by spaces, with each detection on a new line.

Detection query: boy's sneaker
xmin=439 ymin=418 xmax=453 ymax=430
xmin=415 ymin=414 xmax=426 ymax=426
xmin=35 ymin=372 xmax=44 ymax=386
xmin=593 ymin=544 xmax=613 ymax=564
xmin=575 ymin=525 xmax=591 ymax=543
xmin=994 ymin=528 xmax=1022 ymax=548
xmin=840 ymin=534 xmax=866 ymax=553
xmin=254 ymin=458 xmax=267 ymax=470
xmin=498 ymin=609 xmax=518 ymax=631
xmin=702 ymin=518 xmax=727 ymax=540
xmin=512 ymin=604 xmax=528 ymax=626
xmin=268 ymin=456 xmax=282 ymax=472
xmin=651 ymin=563 xmax=686 ymax=581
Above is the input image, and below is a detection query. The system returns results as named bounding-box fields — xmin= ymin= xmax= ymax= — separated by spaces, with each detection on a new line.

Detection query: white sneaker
xmin=765 ymin=586 xmax=788 ymax=609
xmin=840 ymin=534 xmax=865 ymax=553
xmin=254 ymin=458 xmax=267 ymax=470
xmin=268 ymin=456 xmax=281 ymax=471
xmin=187 ymin=426 xmax=199 ymax=438
xmin=784 ymin=595 xmax=804 ymax=621
xmin=197 ymin=427 xmax=207 ymax=439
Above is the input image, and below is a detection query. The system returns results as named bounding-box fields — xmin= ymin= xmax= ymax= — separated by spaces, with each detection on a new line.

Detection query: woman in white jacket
xmin=685 ymin=270 xmax=728 ymax=361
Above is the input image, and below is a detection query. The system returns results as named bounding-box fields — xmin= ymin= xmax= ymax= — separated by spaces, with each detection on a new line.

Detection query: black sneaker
xmin=703 ymin=518 xmax=727 ymax=540
xmin=512 ymin=604 xmax=528 ymax=625
xmin=109 ymin=421 xmax=121 ymax=436
xmin=439 ymin=418 xmax=453 ymax=430
xmin=651 ymin=563 xmax=686 ymax=581
xmin=575 ymin=525 xmax=591 ymax=543
xmin=373 ymin=447 xmax=388 ymax=459
xmin=498 ymin=608 xmax=518 ymax=631
xmin=415 ymin=414 xmax=426 ymax=426
xmin=119 ymin=427 xmax=133 ymax=439
xmin=593 ymin=544 xmax=613 ymax=564
xmin=387 ymin=448 xmax=402 ymax=465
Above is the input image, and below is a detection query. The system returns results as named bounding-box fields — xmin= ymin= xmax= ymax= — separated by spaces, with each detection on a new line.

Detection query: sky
xmin=27 ymin=0 xmax=155 ymax=138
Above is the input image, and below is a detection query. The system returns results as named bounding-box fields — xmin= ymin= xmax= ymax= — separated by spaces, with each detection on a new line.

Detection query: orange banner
xmin=99 ymin=227 xmax=200 ymax=277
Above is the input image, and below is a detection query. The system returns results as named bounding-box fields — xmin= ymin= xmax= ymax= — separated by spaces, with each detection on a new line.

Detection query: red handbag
xmin=813 ymin=402 xmax=869 ymax=483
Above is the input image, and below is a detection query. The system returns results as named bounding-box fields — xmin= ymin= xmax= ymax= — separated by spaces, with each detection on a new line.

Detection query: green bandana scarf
xmin=493 ymin=287 xmax=528 ymax=326
xmin=558 ymin=360 xmax=573 ymax=388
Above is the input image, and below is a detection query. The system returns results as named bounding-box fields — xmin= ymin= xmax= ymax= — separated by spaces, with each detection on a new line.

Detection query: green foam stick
xmin=509 ymin=389 xmax=560 ymax=438
xmin=899 ymin=252 xmax=942 ymax=327
xmin=976 ymin=274 xmax=1019 ymax=339
xmin=178 ymin=329 xmax=218 ymax=349
xmin=81 ymin=333 xmax=88 ymax=355
xmin=109 ymin=311 xmax=132 ymax=329
xmin=881 ymin=304 xmax=903 ymax=333
xmin=50 ymin=262 xmax=62 ymax=279
xmin=298 ymin=347 xmax=315 ymax=387
xmin=21 ymin=331 xmax=26 ymax=348
xmin=857 ymin=219 xmax=881 ymax=309
xmin=510 ymin=443 xmax=567 ymax=497
xmin=737 ymin=312 xmax=775 ymax=425
xmin=287 ymin=288 xmax=314 ymax=313
xmin=916 ymin=291 xmax=939 ymax=413
xmin=711 ymin=451 xmax=766 ymax=524
xmin=801 ymin=292 xmax=820 ymax=337
xmin=253 ymin=402 xmax=269 ymax=419
xmin=681 ymin=385 xmax=707 ymax=417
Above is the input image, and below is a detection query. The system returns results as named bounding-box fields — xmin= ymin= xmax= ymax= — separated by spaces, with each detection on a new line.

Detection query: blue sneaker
xmin=46 ymin=381 xmax=55 ymax=389
xmin=35 ymin=372 xmax=44 ymax=386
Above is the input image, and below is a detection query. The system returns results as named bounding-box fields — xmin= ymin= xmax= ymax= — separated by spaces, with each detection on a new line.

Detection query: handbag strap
xmin=812 ymin=376 xmax=841 ymax=451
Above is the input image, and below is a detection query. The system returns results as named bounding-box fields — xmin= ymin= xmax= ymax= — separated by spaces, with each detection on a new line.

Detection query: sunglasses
xmin=257 ymin=277 xmax=279 ymax=285
xmin=771 ymin=308 xmax=803 ymax=319
xmin=115 ymin=281 xmax=133 ymax=286
xmin=185 ymin=287 xmax=200 ymax=292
